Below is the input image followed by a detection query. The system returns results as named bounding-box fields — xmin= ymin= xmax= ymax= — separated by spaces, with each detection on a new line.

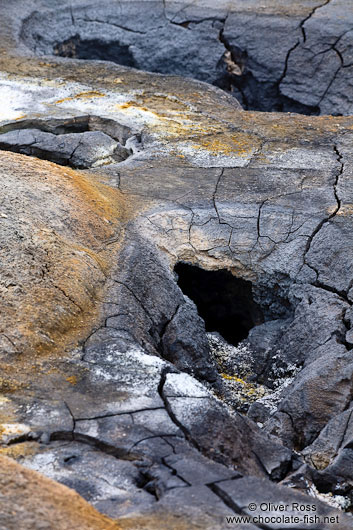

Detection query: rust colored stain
xmin=55 ymin=90 xmax=106 ymax=104
xmin=0 ymin=151 xmax=132 ymax=364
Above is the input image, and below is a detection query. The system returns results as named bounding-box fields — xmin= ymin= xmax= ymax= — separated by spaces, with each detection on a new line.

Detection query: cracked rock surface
xmin=1 ymin=1 xmax=353 ymax=529
xmin=11 ymin=0 xmax=353 ymax=115
xmin=0 ymin=454 xmax=120 ymax=530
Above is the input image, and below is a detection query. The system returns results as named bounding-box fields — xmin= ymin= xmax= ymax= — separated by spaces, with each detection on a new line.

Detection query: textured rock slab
xmin=0 ymin=454 xmax=120 ymax=530
xmin=5 ymin=0 xmax=353 ymax=114
xmin=0 ymin=340 xmax=294 ymax=527
xmin=0 ymin=129 xmax=120 ymax=168
xmin=214 ymin=476 xmax=353 ymax=529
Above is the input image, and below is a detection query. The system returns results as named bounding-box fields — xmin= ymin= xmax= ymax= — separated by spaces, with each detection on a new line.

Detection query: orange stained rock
xmin=0 ymin=440 xmax=39 ymax=459
xmin=2 ymin=55 xmax=353 ymax=162
xmin=337 ymin=204 xmax=353 ymax=216
xmin=0 ymin=151 xmax=131 ymax=359
xmin=193 ymin=131 xmax=262 ymax=157
xmin=0 ymin=454 xmax=121 ymax=530
xmin=55 ymin=90 xmax=106 ymax=104
xmin=113 ymin=92 xmax=353 ymax=159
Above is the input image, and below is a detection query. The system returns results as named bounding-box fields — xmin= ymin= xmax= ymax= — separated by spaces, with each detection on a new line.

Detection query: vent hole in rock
xmin=174 ymin=262 xmax=264 ymax=347
xmin=54 ymin=36 xmax=136 ymax=67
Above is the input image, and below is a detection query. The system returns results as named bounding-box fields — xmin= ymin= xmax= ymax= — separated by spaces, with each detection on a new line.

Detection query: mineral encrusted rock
xmin=1 ymin=1 xmax=353 ymax=529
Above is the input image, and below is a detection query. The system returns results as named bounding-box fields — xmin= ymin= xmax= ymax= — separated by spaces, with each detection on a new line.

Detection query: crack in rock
xmin=20 ymin=1 xmax=353 ymax=115
xmin=0 ymin=116 xmax=141 ymax=169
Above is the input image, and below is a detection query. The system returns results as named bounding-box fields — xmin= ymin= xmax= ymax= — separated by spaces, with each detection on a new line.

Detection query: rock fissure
xmin=313 ymin=282 xmax=350 ymax=307
xmin=159 ymin=303 xmax=182 ymax=351
xmin=64 ymin=401 xmax=76 ymax=435
xmin=73 ymin=408 xmax=166 ymax=423
xmin=317 ymin=65 xmax=343 ymax=107
xmin=158 ymin=367 xmax=201 ymax=452
xmin=127 ymin=434 xmax=181 ymax=454
xmin=71 ymin=431 xmax=142 ymax=461
xmin=111 ymin=279 xmax=155 ymax=325
xmin=21 ymin=3 xmax=350 ymax=114
xmin=277 ymin=41 xmax=300 ymax=87
xmin=207 ymin=482 xmax=264 ymax=528
xmin=217 ymin=21 xmax=320 ymax=113
xmin=337 ymin=409 xmax=353 ymax=452
xmin=299 ymin=0 xmax=332 ymax=43
xmin=77 ymin=17 xmax=148 ymax=35
xmin=212 ymin=167 xmax=225 ymax=225
xmin=0 ymin=116 xmax=138 ymax=169
xmin=300 ymin=145 xmax=343 ymax=281
xmin=53 ymin=284 xmax=84 ymax=313
xmin=161 ymin=457 xmax=192 ymax=487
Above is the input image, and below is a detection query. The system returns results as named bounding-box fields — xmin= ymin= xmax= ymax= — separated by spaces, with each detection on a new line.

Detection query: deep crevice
xmin=0 ymin=115 xmax=140 ymax=169
xmin=54 ymin=35 xmax=136 ymax=67
xmin=207 ymin=483 xmax=266 ymax=529
xmin=161 ymin=456 xmax=192 ymax=487
xmin=134 ymin=469 xmax=160 ymax=500
xmin=174 ymin=262 xmax=264 ymax=346
xmin=215 ymin=28 xmax=320 ymax=114
xmin=157 ymin=366 xmax=201 ymax=452
xmin=299 ymin=0 xmax=332 ymax=42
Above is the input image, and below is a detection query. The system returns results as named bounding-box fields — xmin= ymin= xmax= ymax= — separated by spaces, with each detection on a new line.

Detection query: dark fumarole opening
xmin=174 ymin=262 xmax=264 ymax=346
xmin=54 ymin=35 xmax=136 ymax=67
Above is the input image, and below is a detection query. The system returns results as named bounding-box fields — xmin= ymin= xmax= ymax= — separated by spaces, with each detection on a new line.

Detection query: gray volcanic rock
xmin=302 ymin=407 xmax=353 ymax=494
xmin=214 ymin=475 xmax=353 ymax=530
xmin=6 ymin=0 xmax=352 ymax=115
xmin=281 ymin=0 xmax=353 ymax=115
xmin=161 ymin=297 xmax=218 ymax=382
xmin=162 ymin=372 xmax=291 ymax=479
xmin=266 ymin=342 xmax=353 ymax=449
xmin=0 ymin=129 xmax=122 ymax=168
xmin=1 ymin=1 xmax=353 ymax=529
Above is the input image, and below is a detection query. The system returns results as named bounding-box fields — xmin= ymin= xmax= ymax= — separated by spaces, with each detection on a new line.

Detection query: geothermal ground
xmin=1 ymin=1 xmax=353 ymax=529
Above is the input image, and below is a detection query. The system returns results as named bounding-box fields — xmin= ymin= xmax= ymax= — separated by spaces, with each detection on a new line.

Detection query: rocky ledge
xmin=1 ymin=1 xmax=353 ymax=529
